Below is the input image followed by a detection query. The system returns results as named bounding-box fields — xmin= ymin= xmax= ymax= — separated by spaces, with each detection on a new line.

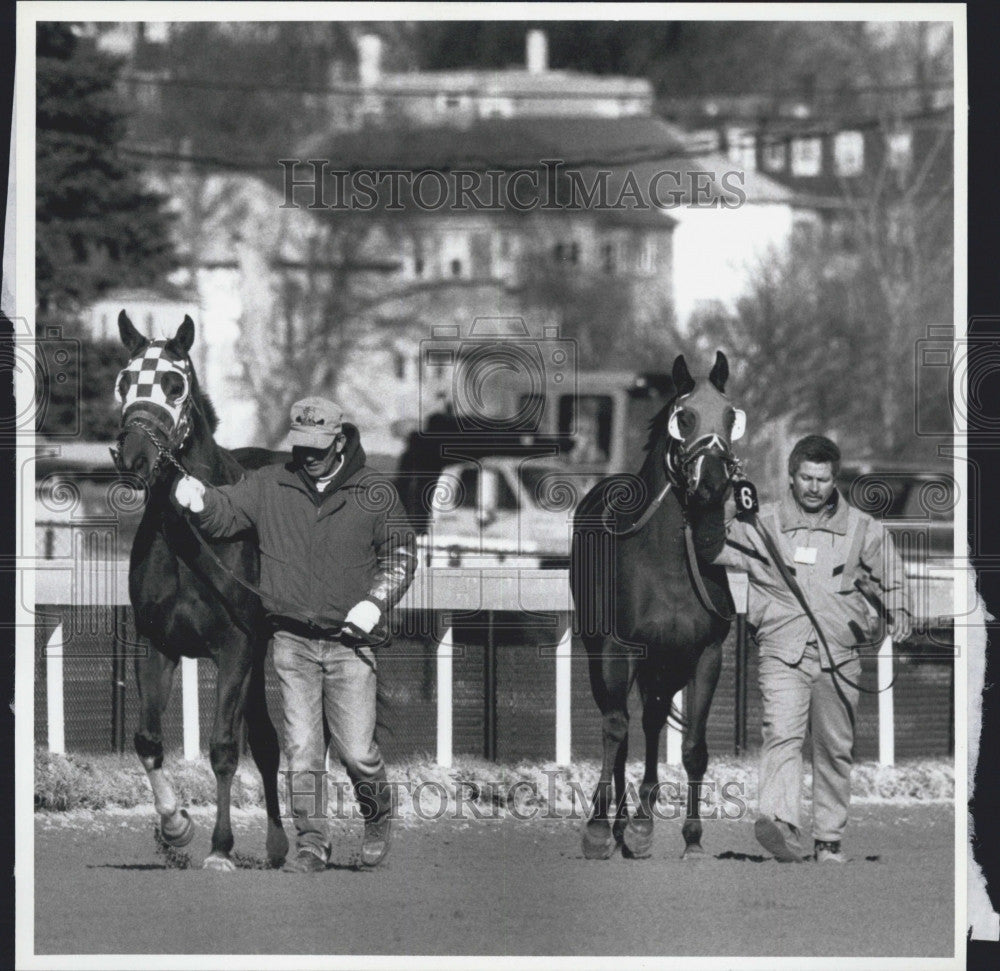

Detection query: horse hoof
xmin=161 ymin=809 xmax=195 ymax=848
xmin=582 ymin=820 xmax=616 ymax=860
xmin=682 ymin=843 xmax=705 ymax=860
xmin=203 ymin=852 xmax=236 ymax=872
xmin=612 ymin=813 xmax=630 ymax=844
xmin=266 ymin=829 xmax=290 ymax=868
xmin=622 ymin=818 xmax=653 ymax=859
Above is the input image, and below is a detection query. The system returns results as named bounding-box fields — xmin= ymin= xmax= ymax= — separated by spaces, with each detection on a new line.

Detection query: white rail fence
xmin=36 ymin=563 xmax=958 ymax=767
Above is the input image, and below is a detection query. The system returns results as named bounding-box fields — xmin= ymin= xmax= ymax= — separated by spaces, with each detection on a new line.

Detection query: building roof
xmin=289 ymin=115 xmax=803 ymax=226
xmin=302 ymin=115 xmax=692 ymax=171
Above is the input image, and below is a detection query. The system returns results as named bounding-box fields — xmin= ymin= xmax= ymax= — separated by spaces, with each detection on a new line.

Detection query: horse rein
xmin=112 ymin=382 xmax=381 ymax=648
xmin=597 ymin=434 xmax=742 ymax=622
xmin=178 ymin=509 xmax=383 ymax=647
xmin=745 ymin=513 xmax=895 ymax=696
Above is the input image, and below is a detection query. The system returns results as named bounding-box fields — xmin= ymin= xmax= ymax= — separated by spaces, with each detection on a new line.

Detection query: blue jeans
xmin=271 ymin=629 xmax=388 ymax=858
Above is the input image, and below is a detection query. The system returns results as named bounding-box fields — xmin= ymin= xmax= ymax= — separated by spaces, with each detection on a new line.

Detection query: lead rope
xmin=682 ymin=520 xmax=736 ymax=622
xmin=117 ymin=418 xmax=381 ymax=646
xmin=177 ymin=509 xmax=382 ymax=646
xmin=747 ymin=513 xmax=895 ymax=696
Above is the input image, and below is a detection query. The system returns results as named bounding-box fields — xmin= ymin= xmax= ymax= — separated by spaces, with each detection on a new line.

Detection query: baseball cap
xmin=288 ymin=397 xmax=344 ymax=449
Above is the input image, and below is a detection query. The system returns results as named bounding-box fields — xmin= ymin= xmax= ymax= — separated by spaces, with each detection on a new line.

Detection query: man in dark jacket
xmin=175 ymin=397 xmax=417 ymax=872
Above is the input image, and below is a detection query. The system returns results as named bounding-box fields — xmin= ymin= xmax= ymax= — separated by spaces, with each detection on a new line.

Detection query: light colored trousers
xmin=271 ymin=630 xmax=386 ymax=857
xmin=757 ymin=641 xmax=861 ymax=843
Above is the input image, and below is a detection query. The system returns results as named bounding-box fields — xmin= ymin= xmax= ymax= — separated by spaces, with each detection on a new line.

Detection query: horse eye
xmin=677 ymin=410 xmax=695 ymax=435
xmin=160 ymin=372 xmax=186 ymax=401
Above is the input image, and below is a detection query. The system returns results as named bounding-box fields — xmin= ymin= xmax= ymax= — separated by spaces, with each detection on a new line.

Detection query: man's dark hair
xmin=787 ymin=435 xmax=841 ymax=477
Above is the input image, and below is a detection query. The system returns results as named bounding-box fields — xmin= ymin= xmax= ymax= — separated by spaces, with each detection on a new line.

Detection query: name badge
xmin=794 ymin=546 xmax=818 ymax=565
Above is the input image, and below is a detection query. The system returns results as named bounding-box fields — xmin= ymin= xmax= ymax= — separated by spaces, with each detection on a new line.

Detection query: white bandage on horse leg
xmin=146 ymin=767 xmax=179 ymax=819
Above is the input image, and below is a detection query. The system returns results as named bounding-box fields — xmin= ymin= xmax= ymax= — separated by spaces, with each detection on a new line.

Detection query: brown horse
xmin=112 ymin=311 xmax=288 ymax=870
xmin=571 ymin=352 xmax=745 ymax=859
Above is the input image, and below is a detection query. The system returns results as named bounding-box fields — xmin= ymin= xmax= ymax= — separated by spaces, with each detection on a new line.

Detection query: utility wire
xmin=117 ymin=105 xmax=953 ymax=175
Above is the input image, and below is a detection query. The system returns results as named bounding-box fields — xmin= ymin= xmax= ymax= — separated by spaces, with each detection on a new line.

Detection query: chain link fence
xmin=36 ymin=604 xmax=953 ymax=763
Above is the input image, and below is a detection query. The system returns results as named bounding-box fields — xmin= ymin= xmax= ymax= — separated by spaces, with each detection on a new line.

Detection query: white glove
xmin=174 ymin=475 xmax=206 ymax=513
xmin=344 ymin=600 xmax=381 ymax=634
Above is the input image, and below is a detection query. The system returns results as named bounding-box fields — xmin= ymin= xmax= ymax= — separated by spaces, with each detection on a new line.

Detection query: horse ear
xmin=709 ymin=350 xmax=729 ymax=393
xmin=173 ymin=315 xmax=195 ymax=356
xmin=117 ymin=310 xmax=147 ymax=356
xmin=672 ymin=355 xmax=695 ymax=396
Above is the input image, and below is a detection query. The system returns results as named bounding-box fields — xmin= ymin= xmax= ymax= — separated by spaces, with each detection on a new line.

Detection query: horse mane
xmin=186 ymin=362 xmax=219 ymax=435
xmin=643 ymin=396 xmax=679 ymax=453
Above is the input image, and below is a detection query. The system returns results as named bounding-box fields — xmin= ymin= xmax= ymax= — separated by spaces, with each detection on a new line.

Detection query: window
xmin=436 ymin=93 xmax=471 ymax=113
xmin=639 ymin=235 xmax=656 ymax=274
xmin=439 ymin=231 xmax=471 ymax=280
xmin=833 ymin=131 xmax=864 ymax=177
xmin=790 ymin=137 xmax=823 ymax=177
xmin=726 ymin=128 xmax=756 ymax=172
xmin=688 ymin=129 xmax=721 ymax=153
xmin=558 ymin=394 xmax=612 ymax=462
xmin=886 ymin=129 xmax=913 ymax=171
xmin=761 ymin=139 xmax=787 ymax=172
xmin=479 ymin=96 xmax=514 ymax=118
xmin=553 ymin=240 xmax=580 ymax=265
xmin=601 ymin=241 xmax=617 ymax=274
xmin=457 ymin=467 xmax=518 ymax=511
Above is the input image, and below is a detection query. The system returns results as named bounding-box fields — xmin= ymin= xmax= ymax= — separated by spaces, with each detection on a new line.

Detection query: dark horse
xmin=112 ymin=311 xmax=289 ymax=870
xmin=571 ymin=351 xmax=745 ymax=860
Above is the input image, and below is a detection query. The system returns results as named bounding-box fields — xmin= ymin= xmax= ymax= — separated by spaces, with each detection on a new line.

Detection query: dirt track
xmin=33 ymin=803 xmax=954 ymax=959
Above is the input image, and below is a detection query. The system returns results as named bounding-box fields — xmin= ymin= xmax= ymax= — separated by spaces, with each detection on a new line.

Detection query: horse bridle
xmin=109 ymin=365 xmax=381 ymax=647
xmin=666 ymin=433 xmax=746 ymax=496
xmin=603 ymin=432 xmax=745 ymax=540
xmin=110 ymin=355 xmax=195 ymax=476
xmin=110 ymin=412 xmax=192 ymax=477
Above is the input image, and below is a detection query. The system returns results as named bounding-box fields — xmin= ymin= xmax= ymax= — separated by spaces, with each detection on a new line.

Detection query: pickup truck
xmin=421 ymin=456 xmax=602 ymax=568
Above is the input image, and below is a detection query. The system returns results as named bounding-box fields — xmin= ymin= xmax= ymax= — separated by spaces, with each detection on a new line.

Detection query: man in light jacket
xmin=704 ymin=435 xmax=911 ymax=863
xmin=175 ymin=396 xmax=416 ymax=872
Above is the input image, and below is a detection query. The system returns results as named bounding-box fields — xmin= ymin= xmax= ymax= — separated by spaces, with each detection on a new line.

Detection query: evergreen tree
xmin=36 ymin=22 xmax=177 ymax=317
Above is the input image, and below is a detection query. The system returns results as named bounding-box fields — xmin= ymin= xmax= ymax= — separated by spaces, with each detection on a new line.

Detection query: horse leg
xmin=244 ymin=652 xmax=289 ymax=867
xmin=623 ymin=683 xmax=672 ymax=859
xmin=611 ymin=720 xmax=630 ymax=845
xmin=134 ymin=648 xmax=194 ymax=847
xmin=203 ymin=648 xmax=252 ymax=871
xmin=583 ymin=642 xmax=632 ymax=860
xmin=681 ymin=638 xmax=723 ymax=858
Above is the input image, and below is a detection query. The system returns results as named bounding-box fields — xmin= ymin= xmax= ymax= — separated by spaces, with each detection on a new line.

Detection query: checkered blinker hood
xmin=114 ymin=342 xmax=192 ymax=427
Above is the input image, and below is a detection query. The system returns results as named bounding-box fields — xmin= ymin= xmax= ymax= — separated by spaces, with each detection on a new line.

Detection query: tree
xmin=36 ymin=23 xmax=178 ymax=318
xmin=693 ymin=193 xmax=953 ymax=468
xmin=513 ymin=226 xmax=693 ymax=373
xmin=129 ymin=22 xmax=421 ymax=162
xmin=36 ymin=336 xmax=123 ymax=441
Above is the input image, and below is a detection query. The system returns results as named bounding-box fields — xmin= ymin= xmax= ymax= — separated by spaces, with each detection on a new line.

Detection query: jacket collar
xmin=278 ymin=423 xmax=368 ymax=503
xmin=777 ymin=486 xmax=849 ymax=535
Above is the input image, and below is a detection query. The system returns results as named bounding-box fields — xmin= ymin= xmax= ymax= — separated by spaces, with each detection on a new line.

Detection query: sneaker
xmin=754 ymin=816 xmax=804 ymax=863
xmin=359 ymin=809 xmax=392 ymax=868
xmin=814 ymin=840 xmax=846 ymax=863
xmin=281 ymin=848 xmax=328 ymax=873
